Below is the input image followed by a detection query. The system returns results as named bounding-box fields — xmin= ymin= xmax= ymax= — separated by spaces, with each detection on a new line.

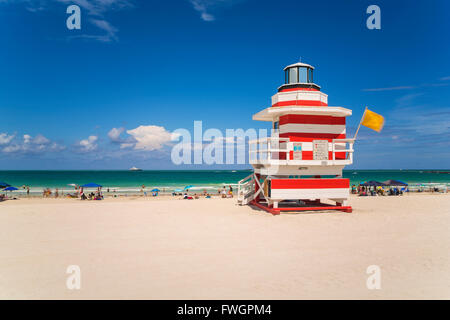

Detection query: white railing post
xmin=332 ymin=141 xmax=335 ymax=161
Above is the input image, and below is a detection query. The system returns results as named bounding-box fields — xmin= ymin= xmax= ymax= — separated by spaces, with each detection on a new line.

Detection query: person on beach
xmin=26 ymin=186 xmax=30 ymax=197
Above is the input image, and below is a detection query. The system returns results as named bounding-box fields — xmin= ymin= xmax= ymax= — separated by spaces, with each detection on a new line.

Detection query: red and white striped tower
xmin=238 ymin=62 xmax=355 ymax=214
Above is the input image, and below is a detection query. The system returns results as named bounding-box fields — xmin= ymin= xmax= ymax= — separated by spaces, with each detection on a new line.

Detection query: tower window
xmin=288 ymin=68 xmax=298 ymax=84
xmin=298 ymin=67 xmax=308 ymax=83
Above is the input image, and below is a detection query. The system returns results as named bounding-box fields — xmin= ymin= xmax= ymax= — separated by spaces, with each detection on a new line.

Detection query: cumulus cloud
xmin=77 ymin=135 xmax=98 ymax=152
xmin=0 ymin=133 xmax=15 ymax=145
xmin=23 ymin=133 xmax=50 ymax=145
xmin=108 ymin=127 xmax=125 ymax=142
xmin=125 ymin=125 xmax=175 ymax=151
xmin=1 ymin=133 xmax=65 ymax=154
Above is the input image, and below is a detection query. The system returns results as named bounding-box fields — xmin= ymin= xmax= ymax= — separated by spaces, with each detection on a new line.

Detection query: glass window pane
xmin=288 ymin=67 xmax=298 ymax=84
xmin=309 ymin=69 xmax=313 ymax=83
xmin=298 ymin=67 xmax=307 ymax=83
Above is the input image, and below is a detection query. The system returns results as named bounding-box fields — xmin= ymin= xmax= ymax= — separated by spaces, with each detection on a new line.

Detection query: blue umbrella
xmin=81 ymin=183 xmax=102 ymax=188
xmin=360 ymin=180 xmax=386 ymax=187
xmin=151 ymin=188 xmax=160 ymax=192
xmin=3 ymin=186 xmax=18 ymax=191
xmin=383 ymin=179 xmax=408 ymax=186
xmin=0 ymin=182 xmax=11 ymax=188
xmin=183 ymin=185 xmax=194 ymax=190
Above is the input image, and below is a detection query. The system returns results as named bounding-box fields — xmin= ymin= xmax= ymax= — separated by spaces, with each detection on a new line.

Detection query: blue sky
xmin=0 ymin=0 xmax=449 ymax=169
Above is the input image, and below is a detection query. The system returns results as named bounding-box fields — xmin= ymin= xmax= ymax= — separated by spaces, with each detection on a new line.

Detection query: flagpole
xmin=353 ymin=106 xmax=367 ymax=140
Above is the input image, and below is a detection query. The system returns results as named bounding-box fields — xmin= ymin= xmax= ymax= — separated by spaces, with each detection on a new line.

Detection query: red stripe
xmin=279 ymin=88 xmax=319 ymax=92
xmin=272 ymin=100 xmax=327 ymax=107
xmin=271 ymin=178 xmax=349 ymax=189
xmin=280 ymin=133 xmax=346 ymax=140
xmin=279 ymin=114 xmax=346 ymax=125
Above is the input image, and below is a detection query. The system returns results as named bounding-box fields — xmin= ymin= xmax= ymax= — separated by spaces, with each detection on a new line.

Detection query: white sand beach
xmin=0 ymin=194 xmax=449 ymax=300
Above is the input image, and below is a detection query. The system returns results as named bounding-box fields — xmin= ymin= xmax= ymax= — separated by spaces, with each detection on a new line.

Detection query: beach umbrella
xmin=360 ymin=180 xmax=387 ymax=187
xmin=183 ymin=185 xmax=194 ymax=190
xmin=174 ymin=189 xmax=183 ymax=192
xmin=151 ymin=188 xmax=160 ymax=192
xmin=3 ymin=186 xmax=18 ymax=191
xmin=81 ymin=183 xmax=102 ymax=188
xmin=383 ymin=179 xmax=408 ymax=186
xmin=68 ymin=183 xmax=78 ymax=187
xmin=0 ymin=182 xmax=11 ymax=188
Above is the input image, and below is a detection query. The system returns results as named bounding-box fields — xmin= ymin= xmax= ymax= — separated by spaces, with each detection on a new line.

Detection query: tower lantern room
xmin=283 ymin=62 xmax=317 ymax=89
xmin=237 ymin=61 xmax=356 ymax=214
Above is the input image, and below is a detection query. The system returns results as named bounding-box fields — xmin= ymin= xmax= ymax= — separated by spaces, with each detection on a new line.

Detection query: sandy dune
xmin=0 ymin=194 xmax=449 ymax=299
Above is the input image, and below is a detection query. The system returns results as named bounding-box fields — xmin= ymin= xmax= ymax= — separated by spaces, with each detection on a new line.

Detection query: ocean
xmin=1 ymin=170 xmax=449 ymax=194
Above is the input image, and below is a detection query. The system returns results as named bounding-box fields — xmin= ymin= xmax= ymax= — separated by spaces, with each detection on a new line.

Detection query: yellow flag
xmin=361 ymin=108 xmax=384 ymax=132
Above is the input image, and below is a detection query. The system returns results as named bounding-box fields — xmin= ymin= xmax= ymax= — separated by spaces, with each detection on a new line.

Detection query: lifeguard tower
xmin=237 ymin=62 xmax=355 ymax=214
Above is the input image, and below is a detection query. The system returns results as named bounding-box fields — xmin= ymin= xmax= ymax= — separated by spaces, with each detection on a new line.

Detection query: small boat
xmin=129 ymin=166 xmax=143 ymax=171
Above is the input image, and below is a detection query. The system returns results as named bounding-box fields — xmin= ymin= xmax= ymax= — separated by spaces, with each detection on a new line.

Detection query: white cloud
xmin=362 ymin=86 xmax=416 ymax=92
xmin=363 ymin=78 xmax=450 ymax=92
xmin=78 ymin=135 xmax=98 ymax=152
xmin=108 ymin=127 xmax=125 ymax=142
xmin=0 ymin=133 xmax=15 ymax=145
xmin=125 ymin=125 xmax=174 ymax=151
xmin=189 ymin=0 xmax=216 ymax=21
xmin=2 ymin=144 xmax=21 ymax=153
xmin=55 ymin=0 xmax=133 ymax=15
xmin=1 ymin=133 xmax=65 ymax=154
xmin=90 ymin=18 xmax=118 ymax=41
xmin=71 ymin=18 xmax=119 ymax=42
xmin=119 ymin=142 xmax=134 ymax=149
xmin=3 ymin=0 xmax=134 ymax=42
xmin=28 ymin=134 xmax=50 ymax=145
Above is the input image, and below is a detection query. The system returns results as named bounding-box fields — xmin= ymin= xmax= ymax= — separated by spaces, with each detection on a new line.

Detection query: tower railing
xmin=249 ymin=137 xmax=354 ymax=165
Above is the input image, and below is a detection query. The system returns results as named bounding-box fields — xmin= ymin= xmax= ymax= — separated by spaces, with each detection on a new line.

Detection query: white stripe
xmin=271 ymin=91 xmax=328 ymax=105
xmin=279 ymin=123 xmax=346 ymax=135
